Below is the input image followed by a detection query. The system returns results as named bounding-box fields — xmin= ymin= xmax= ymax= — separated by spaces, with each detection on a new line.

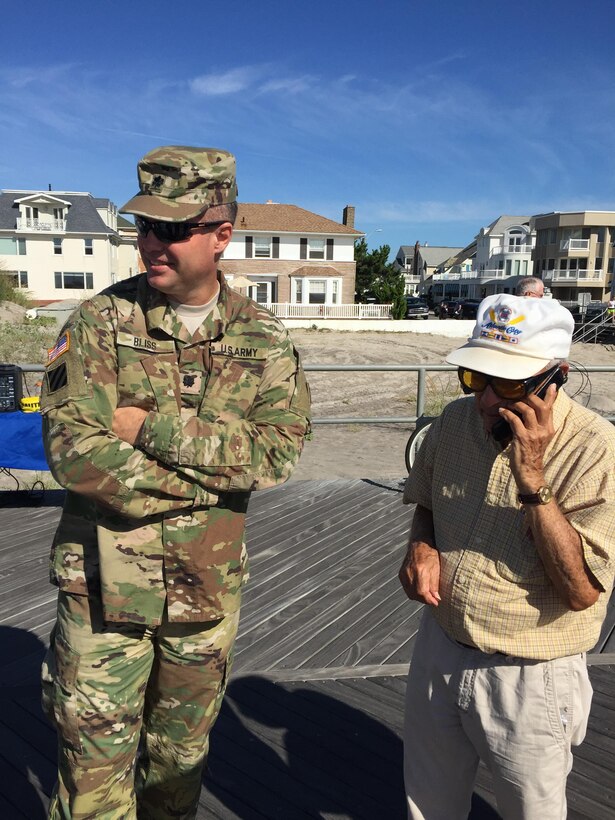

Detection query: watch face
xmin=538 ymin=486 xmax=553 ymax=504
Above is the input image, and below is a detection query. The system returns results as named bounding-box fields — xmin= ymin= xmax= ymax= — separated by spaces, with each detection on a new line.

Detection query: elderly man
xmin=399 ymin=294 xmax=615 ymax=819
xmin=40 ymin=146 xmax=310 ymax=819
xmin=515 ymin=275 xmax=544 ymax=297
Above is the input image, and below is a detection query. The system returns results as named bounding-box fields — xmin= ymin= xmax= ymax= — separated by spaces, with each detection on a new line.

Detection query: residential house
xmin=394 ymin=244 xmax=422 ymax=295
xmin=394 ymin=244 xmax=464 ymax=298
xmin=429 ymin=216 xmax=535 ymax=302
xmin=0 ymin=190 xmax=139 ymax=304
xmin=531 ymin=211 xmax=615 ymax=304
xmin=220 ymin=202 xmax=362 ymax=309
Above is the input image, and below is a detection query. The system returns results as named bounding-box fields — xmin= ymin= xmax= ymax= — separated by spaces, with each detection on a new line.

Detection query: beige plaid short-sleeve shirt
xmin=404 ymin=390 xmax=615 ymax=660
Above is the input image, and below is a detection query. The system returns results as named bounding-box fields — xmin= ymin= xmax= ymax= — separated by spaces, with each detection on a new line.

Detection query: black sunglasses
xmin=458 ymin=364 xmax=561 ymax=401
xmin=135 ymin=216 xmax=226 ymax=243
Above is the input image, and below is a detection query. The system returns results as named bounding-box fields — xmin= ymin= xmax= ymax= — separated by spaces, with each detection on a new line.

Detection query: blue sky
xmin=2 ymin=0 xmax=615 ymax=257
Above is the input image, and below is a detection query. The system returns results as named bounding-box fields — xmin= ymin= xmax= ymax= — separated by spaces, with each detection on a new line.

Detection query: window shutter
xmin=300 ymin=238 xmax=308 ymax=259
xmin=326 ymin=238 xmax=334 ymax=260
xmin=245 ymin=236 xmax=253 ymax=258
xmin=272 ymin=237 xmax=280 ymax=259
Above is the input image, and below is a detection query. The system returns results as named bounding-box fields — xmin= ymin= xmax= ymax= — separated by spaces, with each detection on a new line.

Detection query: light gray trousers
xmin=404 ymin=610 xmax=593 ymax=820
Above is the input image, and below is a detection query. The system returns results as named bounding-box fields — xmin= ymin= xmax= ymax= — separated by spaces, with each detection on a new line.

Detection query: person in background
xmin=40 ymin=145 xmax=311 ymax=819
xmin=399 ymin=294 xmax=615 ymax=819
xmin=515 ymin=275 xmax=545 ymax=298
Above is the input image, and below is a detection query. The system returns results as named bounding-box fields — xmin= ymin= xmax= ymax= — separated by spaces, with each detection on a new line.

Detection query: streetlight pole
xmin=363 ymin=228 xmax=383 ymax=247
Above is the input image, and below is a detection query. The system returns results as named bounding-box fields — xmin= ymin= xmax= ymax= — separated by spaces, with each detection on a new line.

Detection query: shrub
xmin=0 ymin=320 xmax=57 ymax=365
xmin=0 ymin=277 xmax=31 ymax=307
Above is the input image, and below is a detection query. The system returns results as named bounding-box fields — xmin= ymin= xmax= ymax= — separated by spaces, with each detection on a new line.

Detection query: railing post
xmin=417 ymin=367 xmax=426 ymax=418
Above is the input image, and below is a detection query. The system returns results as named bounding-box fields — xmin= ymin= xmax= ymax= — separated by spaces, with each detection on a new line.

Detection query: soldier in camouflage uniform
xmin=40 ymin=146 xmax=311 ymax=819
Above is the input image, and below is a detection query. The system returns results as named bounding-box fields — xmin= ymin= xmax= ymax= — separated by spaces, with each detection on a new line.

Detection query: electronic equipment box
xmin=0 ymin=364 xmax=23 ymax=412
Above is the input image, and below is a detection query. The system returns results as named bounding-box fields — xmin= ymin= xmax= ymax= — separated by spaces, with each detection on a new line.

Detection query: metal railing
xmin=19 ymin=363 xmax=615 ymax=426
xmin=490 ymin=245 xmax=534 ymax=256
xmin=572 ymin=311 xmax=614 ymax=344
xmin=303 ymin=363 xmax=615 ymax=425
xmin=544 ymin=270 xmax=603 ymax=282
xmin=560 ymin=239 xmax=590 ymax=251
xmin=15 ymin=218 xmax=66 ymax=232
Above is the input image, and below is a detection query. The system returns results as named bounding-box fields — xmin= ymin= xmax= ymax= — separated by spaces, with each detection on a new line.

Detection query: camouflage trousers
xmin=42 ymin=590 xmax=239 ymax=820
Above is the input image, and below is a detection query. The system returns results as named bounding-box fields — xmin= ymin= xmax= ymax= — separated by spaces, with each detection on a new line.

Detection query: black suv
xmin=405 ymin=297 xmax=430 ymax=319
xmin=457 ymin=299 xmax=481 ymax=319
xmin=437 ymin=298 xmax=481 ymax=319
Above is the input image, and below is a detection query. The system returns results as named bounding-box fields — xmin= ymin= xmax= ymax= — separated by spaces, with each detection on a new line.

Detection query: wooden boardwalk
xmin=0 ymin=479 xmax=614 ymax=819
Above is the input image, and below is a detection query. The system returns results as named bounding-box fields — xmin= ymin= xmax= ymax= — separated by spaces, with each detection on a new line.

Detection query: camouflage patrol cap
xmin=120 ymin=145 xmax=237 ymax=222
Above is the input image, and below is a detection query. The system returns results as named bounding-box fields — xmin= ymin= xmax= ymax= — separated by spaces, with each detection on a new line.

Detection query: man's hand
xmin=498 ymin=383 xmax=557 ymax=494
xmin=399 ymin=541 xmax=441 ymax=606
xmin=112 ymin=407 xmax=148 ymax=445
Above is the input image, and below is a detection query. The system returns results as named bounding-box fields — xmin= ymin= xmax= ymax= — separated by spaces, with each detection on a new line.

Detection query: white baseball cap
xmin=446 ymin=294 xmax=574 ymax=379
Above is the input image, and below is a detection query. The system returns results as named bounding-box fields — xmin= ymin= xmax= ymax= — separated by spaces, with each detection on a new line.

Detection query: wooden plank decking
xmin=1 ymin=479 xmax=614 ymax=819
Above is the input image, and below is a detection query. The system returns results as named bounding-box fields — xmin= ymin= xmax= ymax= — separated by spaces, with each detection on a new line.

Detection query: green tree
xmin=354 ymin=238 xmax=407 ymax=319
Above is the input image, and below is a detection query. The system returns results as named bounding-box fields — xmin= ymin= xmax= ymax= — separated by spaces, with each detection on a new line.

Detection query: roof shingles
xmin=235 ymin=203 xmax=362 ymax=235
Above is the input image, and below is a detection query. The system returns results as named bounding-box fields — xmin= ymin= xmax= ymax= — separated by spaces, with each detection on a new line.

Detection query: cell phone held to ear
xmin=492 ymin=366 xmax=568 ymax=444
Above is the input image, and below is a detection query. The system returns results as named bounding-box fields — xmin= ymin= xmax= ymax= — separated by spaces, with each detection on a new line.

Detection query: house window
xmin=84 ymin=238 xmax=93 ymax=256
xmin=53 ymin=208 xmax=64 ymax=221
xmin=308 ymin=238 xmax=325 ymax=260
xmin=292 ymin=276 xmax=341 ymax=304
xmin=54 ymin=272 xmax=94 ymax=289
xmin=25 ymin=206 xmax=39 ymax=220
xmin=54 ymin=238 xmax=63 ymax=255
xmin=254 ymin=236 xmax=271 ymax=258
xmin=2 ymin=271 xmax=28 ymax=288
xmin=0 ymin=238 xmax=26 ymax=255
xmin=308 ymin=280 xmax=327 ymax=303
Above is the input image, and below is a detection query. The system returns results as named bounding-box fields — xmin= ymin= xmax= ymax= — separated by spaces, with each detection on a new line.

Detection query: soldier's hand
xmin=112 ymin=407 xmax=148 ymax=445
xmin=399 ymin=542 xmax=441 ymax=606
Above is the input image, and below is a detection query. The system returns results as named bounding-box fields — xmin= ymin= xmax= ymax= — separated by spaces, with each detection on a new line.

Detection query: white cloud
xmin=189 ymin=67 xmax=260 ymax=96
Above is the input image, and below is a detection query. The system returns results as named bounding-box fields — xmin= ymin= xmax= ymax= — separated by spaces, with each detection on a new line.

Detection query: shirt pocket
xmin=202 ymin=353 xmax=265 ymax=421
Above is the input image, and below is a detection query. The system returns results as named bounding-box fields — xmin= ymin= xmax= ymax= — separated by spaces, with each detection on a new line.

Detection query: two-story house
xmin=220 ymin=203 xmax=362 ymax=308
xmin=0 ymin=190 xmax=138 ymax=304
xmin=532 ymin=211 xmax=615 ymax=304
xmin=428 ymin=216 xmax=535 ymax=302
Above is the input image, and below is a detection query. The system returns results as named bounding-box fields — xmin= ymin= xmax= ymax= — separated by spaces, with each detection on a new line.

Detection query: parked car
xmin=437 ymin=298 xmax=481 ymax=319
xmin=583 ymin=302 xmax=607 ymax=323
xmin=405 ymin=297 xmax=430 ymax=319
xmin=456 ymin=299 xmax=481 ymax=319
xmin=436 ymin=299 xmax=459 ymax=319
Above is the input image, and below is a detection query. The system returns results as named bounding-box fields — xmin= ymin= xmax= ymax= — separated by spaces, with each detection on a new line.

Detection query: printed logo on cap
xmin=480 ymin=307 xmax=526 ymax=346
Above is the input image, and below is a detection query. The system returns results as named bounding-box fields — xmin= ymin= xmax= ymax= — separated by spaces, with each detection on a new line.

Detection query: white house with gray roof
xmin=429 ymin=216 xmax=536 ymax=302
xmin=0 ymin=190 xmax=139 ymax=304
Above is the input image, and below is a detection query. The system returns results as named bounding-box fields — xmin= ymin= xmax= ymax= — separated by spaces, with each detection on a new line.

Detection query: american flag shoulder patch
xmin=48 ymin=332 xmax=70 ymax=365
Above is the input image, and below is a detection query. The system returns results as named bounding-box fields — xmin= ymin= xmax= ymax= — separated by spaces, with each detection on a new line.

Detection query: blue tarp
xmin=0 ymin=412 xmax=48 ymax=470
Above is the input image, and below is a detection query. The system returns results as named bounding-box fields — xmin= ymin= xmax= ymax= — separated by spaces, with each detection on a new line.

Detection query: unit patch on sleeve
xmin=47 ymin=362 xmax=68 ymax=393
xmin=47 ymin=332 xmax=70 ymax=365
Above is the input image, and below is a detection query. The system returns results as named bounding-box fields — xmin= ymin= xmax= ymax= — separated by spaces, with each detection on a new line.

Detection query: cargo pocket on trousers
xmin=45 ymin=632 xmax=83 ymax=754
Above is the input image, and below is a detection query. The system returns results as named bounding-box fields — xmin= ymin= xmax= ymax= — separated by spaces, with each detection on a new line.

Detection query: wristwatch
xmin=517 ymin=485 xmax=553 ymax=505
